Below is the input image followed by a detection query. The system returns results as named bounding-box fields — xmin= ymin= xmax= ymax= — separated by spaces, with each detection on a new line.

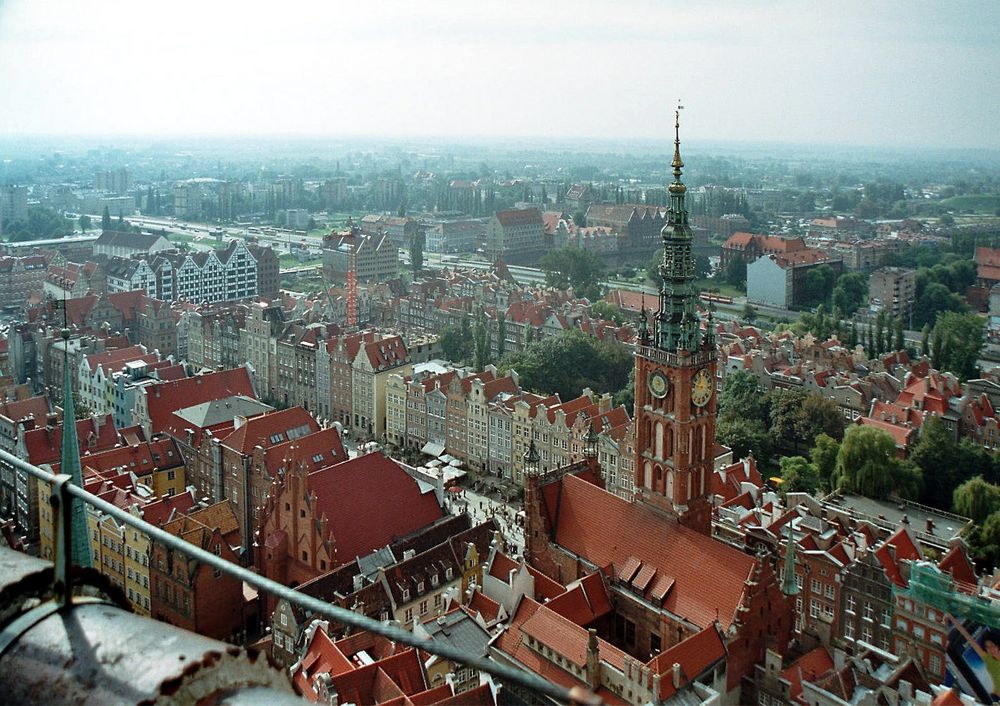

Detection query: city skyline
xmin=1 ymin=1 xmax=998 ymax=149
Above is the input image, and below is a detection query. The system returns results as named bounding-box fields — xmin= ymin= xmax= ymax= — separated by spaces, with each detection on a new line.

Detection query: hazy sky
xmin=1 ymin=0 xmax=998 ymax=148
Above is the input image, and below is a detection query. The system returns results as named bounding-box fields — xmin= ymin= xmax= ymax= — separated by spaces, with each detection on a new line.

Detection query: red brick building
xmin=257 ymin=451 xmax=445 ymax=614
xmin=150 ymin=501 xmax=249 ymax=641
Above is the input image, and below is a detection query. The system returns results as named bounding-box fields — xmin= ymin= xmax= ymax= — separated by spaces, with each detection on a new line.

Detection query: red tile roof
xmin=260 ymin=426 xmax=347 ymax=479
xmin=80 ymin=436 xmax=182 ymax=477
xmin=0 ymin=395 xmax=50 ymax=424
xmin=221 ymin=406 xmax=318 ymax=455
xmin=144 ymin=367 xmax=255 ymax=434
xmin=25 ymin=415 xmax=118 ymax=466
xmin=723 ymin=231 xmax=756 ymax=249
xmin=82 ymin=345 xmax=151 ymax=373
xmin=540 ymin=473 xmax=756 ymax=629
xmin=782 ymin=647 xmax=834 ymax=705
xmin=467 ymin=589 xmax=502 ymax=624
xmin=545 ymin=571 xmax=613 ymax=626
xmin=857 ymin=416 xmax=918 ymax=449
xmin=647 ymin=624 xmax=727 ymax=701
xmin=874 ymin=526 xmax=922 ymax=588
xmin=361 ymin=335 xmax=409 ymax=371
xmin=306 ymin=452 xmax=445 ymax=565
xmin=495 ymin=207 xmax=542 ymax=227
xmin=938 ymin=543 xmax=977 ymax=590
xmin=494 ymin=598 xmax=629 ymax=706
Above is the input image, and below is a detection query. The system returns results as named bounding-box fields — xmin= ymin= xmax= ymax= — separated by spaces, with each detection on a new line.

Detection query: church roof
xmin=539 ymin=473 xmax=756 ymax=629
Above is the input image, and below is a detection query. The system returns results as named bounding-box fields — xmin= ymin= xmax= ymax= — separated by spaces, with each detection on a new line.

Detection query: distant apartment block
xmin=94 ymin=167 xmax=132 ymax=194
xmin=322 ymin=224 xmax=399 ymax=284
xmin=869 ymin=266 xmax=916 ymax=319
xmin=0 ymin=185 xmax=29 ymax=229
xmin=486 ymin=208 xmax=545 ymax=261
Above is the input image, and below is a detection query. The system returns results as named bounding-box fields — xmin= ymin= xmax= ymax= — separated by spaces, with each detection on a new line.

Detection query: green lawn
xmin=939 ymin=195 xmax=1000 ymax=213
xmin=279 ymin=254 xmax=322 ymax=268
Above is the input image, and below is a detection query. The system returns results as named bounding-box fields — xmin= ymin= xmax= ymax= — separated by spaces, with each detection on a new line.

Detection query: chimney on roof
xmin=672 ymin=662 xmax=682 ymax=690
xmin=926 ymin=518 xmax=935 ymax=535
xmin=45 ymin=412 xmax=58 ymax=428
xmin=586 ymin=628 xmax=601 ymax=689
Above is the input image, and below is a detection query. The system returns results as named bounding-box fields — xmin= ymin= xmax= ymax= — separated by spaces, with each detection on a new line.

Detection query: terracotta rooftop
xmin=539 ymin=473 xmax=756 ymax=629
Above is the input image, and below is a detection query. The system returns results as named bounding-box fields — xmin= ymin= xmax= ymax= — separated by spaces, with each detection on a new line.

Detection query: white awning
xmin=421 ymin=441 xmax=445 ymax=457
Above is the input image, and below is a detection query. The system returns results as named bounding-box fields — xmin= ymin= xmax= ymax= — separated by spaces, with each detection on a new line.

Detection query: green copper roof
xmin=781 ymin=528 xmax=799 ymax=597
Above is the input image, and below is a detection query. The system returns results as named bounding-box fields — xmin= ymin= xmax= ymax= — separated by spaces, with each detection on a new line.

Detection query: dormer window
xmin=431 ymin=573 xmax=439 ymax=587
xmin=417 ymin=580 xmax=425 ymax=593
xmin=445 ymin=567 xmax=453 ymax=580
xmin=402 ymin=588 xmax=410 ymax=602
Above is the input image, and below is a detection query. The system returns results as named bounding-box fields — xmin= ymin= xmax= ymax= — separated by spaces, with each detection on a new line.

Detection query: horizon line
xmin=1 ymin=131 xmax=999 ymax=155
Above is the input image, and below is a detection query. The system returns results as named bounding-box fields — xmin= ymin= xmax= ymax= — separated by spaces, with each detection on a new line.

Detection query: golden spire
xmin=671 ymin=103 xmax=684 ymax=171
xmin=669 ymin=102 xmax=686 ymax=194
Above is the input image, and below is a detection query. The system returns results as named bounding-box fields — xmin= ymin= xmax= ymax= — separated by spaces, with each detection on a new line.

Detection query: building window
xmin=846 ymin=595 xmax=856 ymax=614
xmin=882 ymin=608 xmax=891 ymax=627
xmin=845 ymin=621 xmax=855 ymax=640
xmin=810 ymin=600 xmax=820 ymax=619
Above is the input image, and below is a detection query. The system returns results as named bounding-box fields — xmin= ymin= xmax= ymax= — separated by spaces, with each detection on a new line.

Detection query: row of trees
xmin=2 ymin=206 xmax=71 ymax=242
xmin=438 ymin=306 xmax=507 ymax=371
xmin=499 ymin=328 xmax=632 ymax=403
xmin=716 ymin=371 xmax=846 ymax=467
xmin=539 ymin=247 xmax=606 ymax=301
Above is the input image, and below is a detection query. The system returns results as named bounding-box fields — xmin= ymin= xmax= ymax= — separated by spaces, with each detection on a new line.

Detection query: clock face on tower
xmin=691 ymin=368 xmax=714 ymax=408
xmin=647 ymin=370 xmax=669 ymax=399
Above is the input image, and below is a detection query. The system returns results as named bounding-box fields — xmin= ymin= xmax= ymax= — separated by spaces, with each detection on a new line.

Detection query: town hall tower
xmin=633 ymin=108 xmax=717 ymax=534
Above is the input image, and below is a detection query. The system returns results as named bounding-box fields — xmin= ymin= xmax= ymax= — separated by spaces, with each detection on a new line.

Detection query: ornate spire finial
xmin=671 ymin=101 xmax=685 ymax=174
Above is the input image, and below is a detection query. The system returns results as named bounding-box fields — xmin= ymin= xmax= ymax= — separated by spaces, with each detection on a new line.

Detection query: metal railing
xmin=0 ymin=447 xmax=600 ymax=705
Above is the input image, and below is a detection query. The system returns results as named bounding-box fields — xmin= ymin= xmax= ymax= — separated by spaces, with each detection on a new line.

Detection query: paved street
xmin=446 ymin=484 xmax=524 ymax=555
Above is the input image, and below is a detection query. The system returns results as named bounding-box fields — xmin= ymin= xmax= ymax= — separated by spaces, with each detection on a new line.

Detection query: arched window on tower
xmin=655 ymin=421 xmax=664 ymax=459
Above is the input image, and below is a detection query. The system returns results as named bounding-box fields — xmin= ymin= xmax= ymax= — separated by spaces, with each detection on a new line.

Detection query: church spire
xmin=654 ymin=103 xmax=702 ymax=353
xmin=781 ymin=527 xmax=799 ymax=597
xmin=59 ymin=321 xmax=91 ymax=569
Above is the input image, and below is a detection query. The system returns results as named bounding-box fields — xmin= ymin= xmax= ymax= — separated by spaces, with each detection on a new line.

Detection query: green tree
xmin=920 ymin=323 xmax=931 ymax=357
xmin=767 ymin=388 xmax=845 ymax=454
xmin=101 ymin=205 xmax=112 ymax=232
xmin=472 ymin=306 xmax=491 ymax=370
xmin=538 ymin=247 xmax=605 ymax=301
xmin=724 ymin=257 xmax=746 ymax=289
xmin=718 ymin=370 xmax=766 ymax=423
xmin=717 ymin=417 xmax=770 ymax=464
xmin=573 ymin=210 xmax=587 ymax=227
xmin=914 ymin=282 xmax=966 ymax=329
xmin=694 ymin=255 xmax=711 ymax=280
xmin=909 ymin=415 xmax=962 ymax=506
xmin=810 ymin=433 xmax=840 ymax=491
xmin=496 ymin=311 xmax=507 ymax=359
xmin=589 ymin=300 xmax=625 ymax=325
xmin=439 ymin=324 xmax=471 ymax=363
xmin=802 ymin=265 xmax=836 ymax=306
xmin=953 ymin=476 xmax=1000 ymax=524
xmin=832 ymin=425 xmax=921 ymax=500
xmin=779 ymin=456 xmax=820 ymax=494
xmin=742 ymin=303 xmax=758 ymax=324
xmin=932 ymin=311 xmax=984 ymax=380
xmin=831 ymin=272 xmax=868 ymax=315
xmin=78 ymin=214 xmax=92 ymax=232
xmin=875 ymin=310 xmax=886 ymax=356
xmin=409 ymin=229 xmax=425 ymax=274
xmin=499 ymin=328 xmax=631 ymax=401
